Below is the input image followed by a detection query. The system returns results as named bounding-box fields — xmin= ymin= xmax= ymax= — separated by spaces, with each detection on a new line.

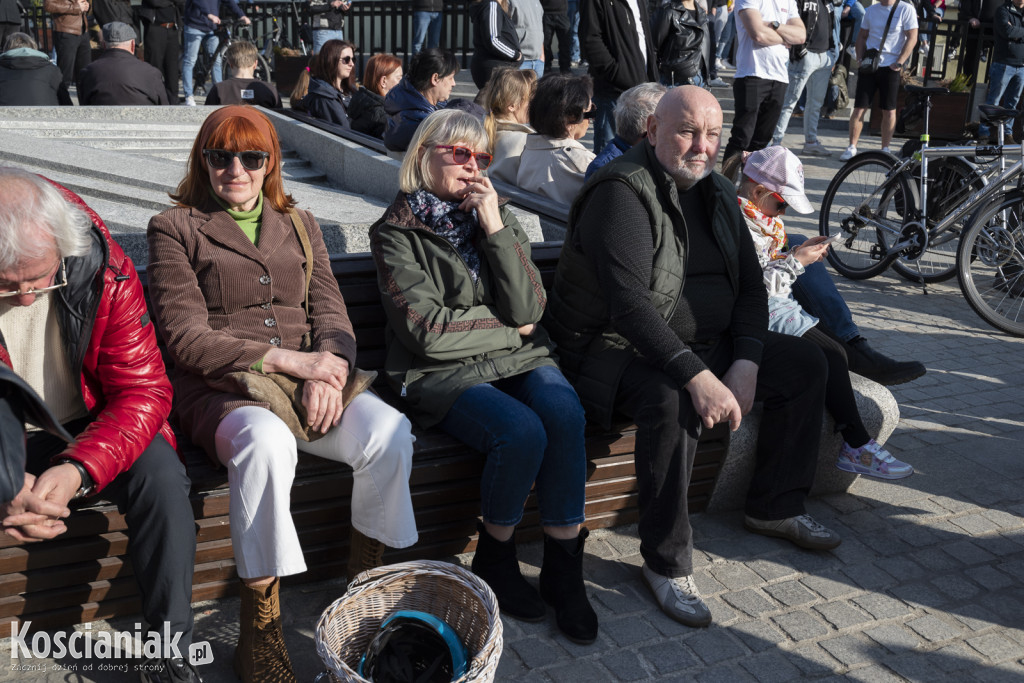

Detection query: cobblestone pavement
xmin=3 ymin=108 xmax=1024 ymax=683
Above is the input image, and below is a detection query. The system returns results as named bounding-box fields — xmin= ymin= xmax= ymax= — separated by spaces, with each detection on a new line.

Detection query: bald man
xmin=547 ymin=86 xmax=839 ymax=628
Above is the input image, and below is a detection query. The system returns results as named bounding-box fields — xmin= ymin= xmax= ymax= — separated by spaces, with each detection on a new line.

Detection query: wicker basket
xmin=315 ymin=560 xmax=503 ymax=683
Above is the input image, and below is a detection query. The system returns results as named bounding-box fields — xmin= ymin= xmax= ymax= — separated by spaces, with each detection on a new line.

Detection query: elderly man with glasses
xmin=0 ymin=168 xmax=200 ymax=683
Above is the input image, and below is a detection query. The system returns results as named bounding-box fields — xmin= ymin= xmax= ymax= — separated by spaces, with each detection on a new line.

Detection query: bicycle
xmin=818 ymin=85 xmax=1020 ymax=286
xmin=192 ymin=19 xmax=273 ymax=97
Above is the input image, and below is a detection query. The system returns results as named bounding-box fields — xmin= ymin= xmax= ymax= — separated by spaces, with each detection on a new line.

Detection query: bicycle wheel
xmin=819 ymin=153 xmax=917 ymax=280
xmin=255 ymin=54 xmax=272 ymax=82
xmin=893 ymin=156 xmax=983 ymax=284
xmin=957 ymin=191 xmax=1024 ymax=337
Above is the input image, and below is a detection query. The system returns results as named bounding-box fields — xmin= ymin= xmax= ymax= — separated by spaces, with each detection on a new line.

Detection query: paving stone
xmin=954 ymin=603 xmax=1001 ymax=632
xmin=637 ymin=640 xmax=700 ymax=675
xmin=859 ymin=530 xmax=913 ymax=556
xmin=931 ymin=574 xmax=983 ymax=601
xmin=911 ymin=547 xmax=967 ymax=574
xmin=889 ymin=582 xmax=952 ymax=609
xmin=894 ymin=522 xmax=943 ymax=547
xmin=705 ymin=596 xmax=740 ymax=626
xmin=942 ymin=539 xmax=999 ymax=566
xmin=841 ymin=563 xmax=898 ymax=592
xmin=695 ymin=664 xmax=756 ymax=682
xmin=600 ymin=616 xmax=660 ymax=647
xmin=509 ymin=637 xmax=562 ymax=669
xmin=721 ymin=589 xmax=779 ymax=618
xmin=979 ymin=592 xmax=1024 ymax=625
xmin=599 ymin=651 xmax=656 ymax=682
xmin=950 ymin=513 xmax=1004 ymax=535
xmin=829 ymin=537 xmax=880 ymax=566
xmin=594 ymin=586 xmax=646 ymax=615
xmin=729 ymin=620 xmax=789 ymax=653
xmin=969 ymin=661 xmax=1024 ymax=683
xmin=851 ymin=593 xmax=913 ymax=620
xmin=746 ymin=559 xmax=799 ymax=582
xmin=967 ymin=633 xmax=1024 ymax=663
xmin=980 ymin=509 xmax=1024 ymax=530
xmin=645 ymin=605 xmax=699 ymax=638
xmin=996 ymin=559 xmax=1024 ymax=582
xmin=819 ymin=493 xmax=870 ymax=514
xmin=844 ymin=665 xmax=907 ymax=682
xmin=799 ymin=572 xmax=861 ymax=601
xmin=693 ymin=567 xmax=728 ymax=597
xmin=763 ymin=580 xmax=818 ymax=608
xmin=772 ymin=611 xmax=832 ymax=642
xmin=874 ymin=555 xmax=927 ymax=582
xmin=906 ymin=614 xmax=964 ymax=643
xmin=709 ymin=564 xmax=768 ymax=591
xmin=818 ymin=634 xmax=876 ymax=667
xmin=814 ymin=601 xmax=874 ymax=630
xmin=930 ymin=495 xmax=978 ymax=515
xmin=864 ymin=623 xmax=923 ymax=653
xmin=883 ymin=652 xmax=952 ymax=680
xmin=686 ymin=629 xmax=747 ymax=665
xmin=546 ymin=659 xmax=614 ymax=683
xmin=737 ymin=650 xmax=803 ymax=683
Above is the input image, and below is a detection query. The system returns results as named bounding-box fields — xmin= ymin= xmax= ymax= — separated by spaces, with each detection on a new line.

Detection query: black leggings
xmin=803 ymin=325 xmax=870 ymax=448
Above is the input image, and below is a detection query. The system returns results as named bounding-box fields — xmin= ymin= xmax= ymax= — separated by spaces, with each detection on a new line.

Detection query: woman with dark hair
xmin=349 ymin=52 xmax=403 ymax=138
xmin=147 ymin=106 xmax=418 ymax=683
xmin=516 ymin=73 xmax=595 ymax=203
xmin=469 ymin=0 xmax=521 ymax=88
xmin=383 ymin=47 xmax=460 ymax=151
xmin=371 ymin=108 xmax=597 ymax=645
xmin=301 ymin=38 xmax=358 ymax=128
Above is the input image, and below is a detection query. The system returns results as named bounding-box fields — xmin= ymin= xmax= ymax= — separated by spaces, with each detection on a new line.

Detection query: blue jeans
xmin=978 ymin=61 xmax=1024 ymax=139
xmin=592 ymin=93 xmax=616 ymax=155
xmin=412 ymin=10 xmax=443 ymax=53
xmin=567 ymin=0 xmax=580 ymax=62
xmin=716 ymin=11 xmax=735 ymax=60
xmin=520 ymin=58 xmax=544 ymax=78
xmin=438 ymin=365 xmax=587 ymax=528
xmin=182 ymin=25 xmax=222 ymax=97
xmin=788 ymin=234 xmax=860 ymax=342
xmin=312 ymin=29 xmax=345 ymax=54
xmin=845 ymin=0 xmax=864 ymax=50
xmin=772 ymin=49 xmax=832 ymax=145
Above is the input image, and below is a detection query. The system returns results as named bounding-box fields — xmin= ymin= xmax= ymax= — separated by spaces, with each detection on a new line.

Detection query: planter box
xmin=274 ymin=55 xmax=311 ymax=97
xmin=870 ymin=87 xmax=970 ymax=141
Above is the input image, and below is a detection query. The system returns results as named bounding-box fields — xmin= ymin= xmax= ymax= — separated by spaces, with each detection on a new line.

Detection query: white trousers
xmin=214 ymin=392 xmax=418 ymax=579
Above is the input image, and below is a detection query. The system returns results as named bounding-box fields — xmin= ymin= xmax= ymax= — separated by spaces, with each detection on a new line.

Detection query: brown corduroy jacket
xmin=44 ymin=0 xmax=90 ymax=35
xmin=146 ymin=198 xmax=356 ymax=458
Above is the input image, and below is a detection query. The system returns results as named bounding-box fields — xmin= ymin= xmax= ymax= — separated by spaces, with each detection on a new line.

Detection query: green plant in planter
xmin=942 ymin=73 xmax=973 ymax=93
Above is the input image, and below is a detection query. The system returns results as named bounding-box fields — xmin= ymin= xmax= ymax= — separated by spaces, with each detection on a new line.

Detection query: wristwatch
xmin=770 ymin=20 xmax=781 ymax=29
xmin=56 ymin=458 xmax=95 ymax=500
xmin=894 ymin=61 xmax=904 ymax=70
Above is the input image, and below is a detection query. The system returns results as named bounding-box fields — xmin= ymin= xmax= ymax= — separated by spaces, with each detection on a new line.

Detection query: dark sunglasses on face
xmin=770 ymin=191 xmax=788 ymax=211
xmin=203 ymin=149 xmax=270 ymax=171
xmin=581 ymin=108 xmax=596 ymax=120
xmin=339 ymin=55 xmax=355 ymax=64
xmin=435 ymin=145 xmax=493 ymax=170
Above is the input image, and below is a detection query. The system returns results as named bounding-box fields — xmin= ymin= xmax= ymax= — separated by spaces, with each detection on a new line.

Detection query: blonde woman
xmin=483 ymin=67 xmax=537 ymax=184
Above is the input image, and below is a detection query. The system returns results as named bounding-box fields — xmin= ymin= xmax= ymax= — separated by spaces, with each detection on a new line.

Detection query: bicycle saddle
xmin=904 ymin=85 xmax=949 ymax=96
xmin=978 ymin=104 xmax=1019 ymax=124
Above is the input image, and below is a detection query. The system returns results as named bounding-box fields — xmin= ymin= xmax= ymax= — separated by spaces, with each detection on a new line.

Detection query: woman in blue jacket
xmin=302 ymin=39 xmax=358 ymax=129
xmin=383 ymin=48 xmax=459 ymax=151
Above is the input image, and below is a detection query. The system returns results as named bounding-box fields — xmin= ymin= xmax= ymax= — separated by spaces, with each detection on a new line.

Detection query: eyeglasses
xmin=770 ymin=191 xmax=789 ymax=211
xmin=435 ymin=145 xmax=493 ymax=170
xmin=339 ymin=56 xmax=355 ymax=64
xmin=0 ymin=259 xmax=66 ymax=299
xmin=203 ymin=149 xmax=270 ymax=171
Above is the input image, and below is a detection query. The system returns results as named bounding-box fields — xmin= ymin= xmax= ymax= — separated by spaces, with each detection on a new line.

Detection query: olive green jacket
xmin=370 ymin=193 xmax=557 ymax=427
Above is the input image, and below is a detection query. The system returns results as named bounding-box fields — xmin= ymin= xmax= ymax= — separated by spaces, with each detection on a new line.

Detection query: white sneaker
xmin=881 ymin=146 xmax=892 ymax=155
xmin=839 ymin=145 xmax=857 ymax=161
xmin=846 ymin=46 xmax=858 ymax=60
xmin=707 ymin=77 xmax=728 ymax=88
xmin=184 ymin=96 xmax=196 ymax=107
xmin=641 ymin=564 xmax=712 ymax=627
xmin=838 ymin=439 xmax=914 ymax=480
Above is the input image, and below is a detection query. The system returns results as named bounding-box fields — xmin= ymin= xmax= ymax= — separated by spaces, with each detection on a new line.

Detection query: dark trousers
xmin=53 ymin=30 xmax=91 ymax=86
xmin=614 ymin=332 xmax=827 ymax=577
xmin=543 ymin=12 xmax=572 ymax=74
xmin=802 ymin=326 xmax=870 ymax=447
xmin=724 ymin=76 xmax=788 ymax=160
xmin=145 ymin=24 xmax=181 ymax=104
xmin=28 ymin=419 xmax=196 ymax=650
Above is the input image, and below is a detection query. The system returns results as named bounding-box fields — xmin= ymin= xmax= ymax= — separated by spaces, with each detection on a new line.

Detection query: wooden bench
xmin=0 ymin=245 xmax=731 ymax=633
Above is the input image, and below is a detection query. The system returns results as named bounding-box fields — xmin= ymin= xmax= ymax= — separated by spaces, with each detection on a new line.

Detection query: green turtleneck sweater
xmin=213 ymin=190 xmax=266 ymax=370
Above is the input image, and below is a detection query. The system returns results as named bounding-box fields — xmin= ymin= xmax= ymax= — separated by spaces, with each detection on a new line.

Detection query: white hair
xmin=0 ymin=167 xmax=93 ymax=271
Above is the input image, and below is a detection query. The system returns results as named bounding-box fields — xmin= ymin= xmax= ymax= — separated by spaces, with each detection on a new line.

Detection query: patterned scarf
xmin=406 ymin=189 xmax=482 ymax=282
xmin=738 ymin=196 xmax=788 ymax=260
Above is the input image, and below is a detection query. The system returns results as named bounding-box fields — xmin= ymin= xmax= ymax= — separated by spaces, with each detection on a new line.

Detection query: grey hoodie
xmin=509 ymin=0 xmax=545 ymax=60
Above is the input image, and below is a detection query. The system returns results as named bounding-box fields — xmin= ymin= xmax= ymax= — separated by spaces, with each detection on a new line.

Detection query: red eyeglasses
xmin=435 ymin=145 xmax=493 ymax=170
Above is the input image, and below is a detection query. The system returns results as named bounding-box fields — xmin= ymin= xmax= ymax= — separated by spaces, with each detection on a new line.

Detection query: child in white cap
xmin=733 ymin=146 xmax=915 ymax=480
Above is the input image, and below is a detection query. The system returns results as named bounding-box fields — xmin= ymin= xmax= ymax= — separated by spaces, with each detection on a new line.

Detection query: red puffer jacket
xmin=0 ymin=180 xmax=176 ymax=492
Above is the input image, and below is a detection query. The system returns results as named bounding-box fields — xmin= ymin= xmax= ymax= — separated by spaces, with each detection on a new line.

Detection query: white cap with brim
xmin=743 ymin=146 xmax=814 ymax=214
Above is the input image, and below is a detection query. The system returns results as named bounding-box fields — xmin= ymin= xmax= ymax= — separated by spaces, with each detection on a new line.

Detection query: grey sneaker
xmin=641 ymin=563 xmax=712 ymax=627
xmin=707 ymin=77 xmax=728 ymax=88
xmin=802 ymin=141 xmax=832 ymax=157
xmin=744 ymin=514 xmax=841 ymax=550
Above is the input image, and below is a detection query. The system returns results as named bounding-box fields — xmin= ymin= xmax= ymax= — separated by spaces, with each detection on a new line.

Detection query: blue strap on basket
xmin=358 ymin=609 xmax=469 ymax=680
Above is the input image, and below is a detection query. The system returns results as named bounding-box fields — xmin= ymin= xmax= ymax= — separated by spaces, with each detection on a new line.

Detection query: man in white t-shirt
xmin=722 ymin=0 xmax=806 ymax=165
xmin=840 ymin=0 xmax=917 ymax=160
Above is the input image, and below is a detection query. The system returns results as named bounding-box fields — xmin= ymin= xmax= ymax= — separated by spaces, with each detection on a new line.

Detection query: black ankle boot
xmin=539 ymin=528 xmax=598 ymax=644
xmin=844 ymin=337 xmax=926 ymax=386
xmin=471 ymin=522 xmax=545 ymax=622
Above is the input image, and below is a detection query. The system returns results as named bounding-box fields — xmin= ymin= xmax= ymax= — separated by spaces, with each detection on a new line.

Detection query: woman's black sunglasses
xmin=203 ymin=149 xmax=270 ymax=171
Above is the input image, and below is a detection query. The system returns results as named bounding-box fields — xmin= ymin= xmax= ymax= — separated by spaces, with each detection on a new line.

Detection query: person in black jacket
xmin=978 ymin=0 xmax=1024 ymax=141
xmin=579 ymin=0 xmax=659 ymax=154
xmin=349 ymin=52 xmax=403 ymax=137
xmin=383 ymin=48 xmax=459 ymax=151
xmin=542 ymin=0 xmax=572 ymax=73
xmin=93 ymin=0 xmax=135 ymax=35
xmin=412 ymin=0 xmax=444 ymax=53
xmin=653 ymin=0 xmax=712 ymax=86
xmin=77 ymin=22 xmax=169 ymax=105
xmin=309 ymin=0 xmax=350 ymax=53
xmin=206 ymin=40 xmax=282 ymax=107
xmin=302 ymin=38 xmax=357 ymax=127
xmin=470 ymin=0 xmax=521 ymax=88
xmin=139 ymin=0 xmax=185 ymax=104
xmin=0 ymin=0 xmax=22 ymax=51
xmin=0 ymin=32 xmax=73 ymax=105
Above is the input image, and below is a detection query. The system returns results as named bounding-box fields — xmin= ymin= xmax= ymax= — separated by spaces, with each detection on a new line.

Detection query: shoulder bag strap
xmin=287 ymin=208 xmax=314 ymax=319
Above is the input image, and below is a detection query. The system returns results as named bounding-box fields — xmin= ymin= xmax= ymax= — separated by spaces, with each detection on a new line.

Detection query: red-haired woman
xmin=348 ymin=52 xmax=403 ymax=138
xmin=301 ymin=39 xmax=359 ymax=128
xmin=146 ymin=106 xmax=417 ymax=683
